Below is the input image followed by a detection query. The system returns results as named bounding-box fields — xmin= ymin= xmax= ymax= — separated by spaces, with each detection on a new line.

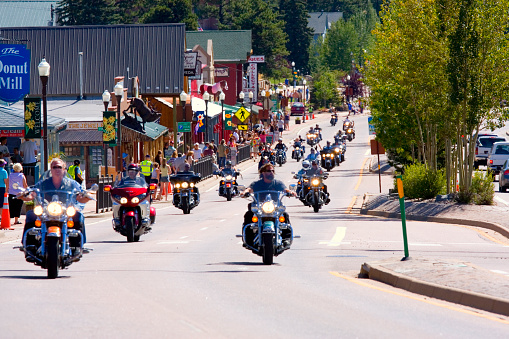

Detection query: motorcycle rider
xmin=115 ymin=164 xmax=146 ymax=186
xmin=306 ymin=147 xmax=319 ymax=162
xmin=274 ymin=139 xmax=287 ymax=163
xmin=303 ymin=160 xmax=330 ymax=204
xmin=171 ymin=163 xmax=201 ymax=203
xmin=294 ymin=160 xmax=311 ymax=197
xmin=21 ymin=158 xmax=93 ymax=245
xmin=292 ymin=137 xmax=305 ymax=159
xmin=258 ymin=144 xmax=275 ymax=169
xmin=241 ymin=163 xmax=296 ymax=248
xmin=217 ymin=160 xmax=240 ymax=196
xmin=314 ymin=124 xmax=322 ymax=141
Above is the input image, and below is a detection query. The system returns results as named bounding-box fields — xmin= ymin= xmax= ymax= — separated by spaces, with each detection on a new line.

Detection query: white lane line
xmin=158 ymin=241 xmax=189 ymax=244
xmin=495 ymin=196 xmax=509 ymax=206
xmin=87 ymin=218 xmax=111 ymax=225
xmin=218 ymin=219 xmax=226 ymax=222
xmin=200 ymin=227 xmax=208 ymax=230
xmin=206 ymin=186 xmax=217 ymax=192
xmin=409 ymin=243 xmax=443 ymax=247
xmin=2 ymin=239 xmax=21 ymax=245
xmin=180 ymin=236 xmax=189 ymax=239
xmin=319 ymin=227 xmax=346 ymax=246
xmin=491 ymin=270 xmax=509 ymax=276
xmin=364 ymin=150 xmax=371 ymax=155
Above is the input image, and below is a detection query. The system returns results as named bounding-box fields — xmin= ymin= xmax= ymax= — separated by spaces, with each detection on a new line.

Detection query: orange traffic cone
xmin=312 ymin=113 xmax=315 ymax=119
xmin=1 ymin=193 xmax=14 ymax=230
xmin=168 ymin=183 xmax=172 ymax=195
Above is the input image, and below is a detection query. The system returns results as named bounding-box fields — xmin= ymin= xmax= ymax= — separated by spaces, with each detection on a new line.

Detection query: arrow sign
xmin=238 ymin=124 xmax=248 ymax=131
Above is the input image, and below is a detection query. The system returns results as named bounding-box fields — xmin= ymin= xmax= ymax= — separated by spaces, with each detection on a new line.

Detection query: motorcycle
xmin=343 ymin=120 xmax=354 ymax=131
xmin=306 ymin=132 xmax=319 ymax=147
xmin=330 ymin=114 xmax=338 ymax=126
xmin=104 ymin=174 xmax=157 ymax=242
xmin=320 ymin=149 xmax=335 ymax=171
xmin=242 ymin=190 xmax=294 ymax=265
xmin=275 ymin=148 xmax=286 ymax=166
xmin=218 ymin=170 xmax=240 ymax=201
xmin=332 ymin=144 xmax=345 ymax=165
xmin=300 ymin=174 xmax=329 ymax=213
xmin=292 ymin=144 xmax=304 ymax=161
xmin=16 ymin=183 xmax=98 ymax=278
xmin=258 ymin=151 xmax=275 ymax=170
xmin=170 ymin=173 xmax=201 ymax=214
xmin=346 ymin=127 xmax=355 ymax=141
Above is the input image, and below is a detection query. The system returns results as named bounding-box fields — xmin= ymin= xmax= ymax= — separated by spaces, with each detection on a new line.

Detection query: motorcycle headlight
xmin=261 ymin=201 xmax=276 ymax=214
xmin=120 ymin=197 xmax=128 ymax=204
xmin=131 ymin=197 xmax=140 ymax=204
xmin=190 ymin=183 xmax=195 ymax=188
xmin=312 ymin=179 xmax=320 ymax=186
xmin=296 ymin=147 xmax=300 ymax=150
xmin=175 ymin=183 xmax=180 ymax=188
xmin=47 ymin=202 xmax=63 ymax=216
xmin=348 ymin=129 xmax=352 ymax=133
xmin=335 ymin=148 xmax=340 ymax=153
xmin=66 ymin=206 xmax=76 ymax=217
xmin=182 ymin=182 xmax=189 ymax=189
xmin=225 ymin=175 xmax=232 ymax=180
xmin=34 ymin=205 xmax=43 ymax=216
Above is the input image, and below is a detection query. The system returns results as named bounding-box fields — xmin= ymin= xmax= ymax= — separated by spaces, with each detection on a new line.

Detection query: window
xmin=63 ymin=146 xmax=81 ymax=157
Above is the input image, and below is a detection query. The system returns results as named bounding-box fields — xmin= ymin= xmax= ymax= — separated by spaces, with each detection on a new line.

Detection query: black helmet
xmin=74 ymin=159 xmax=80 ymax=165
xmin=127 ymin=164 xmax=139 ymax=172
xmin=226 ymin=160 xmax=232 ymax=167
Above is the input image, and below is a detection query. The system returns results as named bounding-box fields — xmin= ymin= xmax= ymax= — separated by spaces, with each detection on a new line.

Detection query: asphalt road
xmin=1 ymin=113 xmax=508 ymax=338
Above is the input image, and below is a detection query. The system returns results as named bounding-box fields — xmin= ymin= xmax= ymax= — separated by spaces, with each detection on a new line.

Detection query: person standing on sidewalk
xmin=8 ymin=163 xmax=27 ymax=225
xmin=140 ymin=154 xmax=153 ymax=184
xmin=217 ymin=139 xmax=227 ymax=168
xmin=19 ymin=137 xmax=38 ymax=178
xmin=159 ymin=158 xmax=171 ymax=201
xmin=0 ymin=160 xmax=8 ymax=216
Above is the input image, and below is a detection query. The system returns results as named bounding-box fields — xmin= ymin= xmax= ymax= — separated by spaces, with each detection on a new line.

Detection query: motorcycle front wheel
xmin=262 ymin=233 xmax=274 ymax=265
xmin=226 ymin=189 xmax=232 ymax=201
xmin=182 ymin=196 xmax=191 ymax=214
xmin=126 ymin=216 xmax=135 ymax=242
xmin=46 ymin=237 xmax=60 ymax=279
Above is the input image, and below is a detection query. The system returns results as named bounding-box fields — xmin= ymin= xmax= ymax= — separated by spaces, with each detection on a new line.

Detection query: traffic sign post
xmin=396 ymin=175 xmax=410 ymax=260
xmin=235 ymin=106 xmax=250 ymax=122
xmin=177 ymin=122 xmax=191 ymax=132
xmin=238 ymin=124 xmax=248 ymax=131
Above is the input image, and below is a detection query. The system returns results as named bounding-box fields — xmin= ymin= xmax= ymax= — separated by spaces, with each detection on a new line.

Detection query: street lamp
xmin=38 ymin=58 xmax=50 ymax=172
xmin=203 ymin=91 xmax=210 ymax=142
xmin=291 ymin=61 xmax=296 ymax=97
xmin=239 ymin=91 xmax=245 ymax=105
xmin=219 ymin=91 xmax=225 ymax=139
xmin=114 ymin=82 xmax=123 ymax=173
xmin=302 ymin=79 xmax=306 ymax=104
xmin=102 ymin=90 xmax=111 ymax=177
xmin=180 ymin=91 xmax=187 ymax=151
xmin=248 ymin=90 xmax=253 ymax=128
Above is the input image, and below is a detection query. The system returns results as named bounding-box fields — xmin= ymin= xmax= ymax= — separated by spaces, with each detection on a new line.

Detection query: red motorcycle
xmin=104 ymin=172 xmax=156 ymax=242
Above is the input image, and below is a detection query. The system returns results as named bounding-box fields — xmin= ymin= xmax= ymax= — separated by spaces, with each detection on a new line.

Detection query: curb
xmin=360 ymin=261 xmax=509 ymax=317
xmin=359 ymin=208 xmax=509 ymax=239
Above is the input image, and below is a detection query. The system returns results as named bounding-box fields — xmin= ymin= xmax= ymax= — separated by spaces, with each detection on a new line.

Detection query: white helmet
xmin=302 ymin=160 xmax=310 ymax=169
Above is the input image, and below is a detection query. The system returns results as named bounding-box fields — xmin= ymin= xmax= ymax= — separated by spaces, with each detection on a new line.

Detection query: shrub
xmin=469 ymin=170 xmax=494 ymax=205
xmin=394 ymin=163 xmax=446 ymax=199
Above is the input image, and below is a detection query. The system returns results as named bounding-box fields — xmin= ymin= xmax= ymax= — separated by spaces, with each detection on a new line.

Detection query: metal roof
xmin=0 ymin=103 xmax=66 ymax=131
xmin=0 ymin=23 xmax=185 ymax=97
xmin=308 ymin=12 xmax=343 ymax=37
xmin=0 ymin=1 xmax=57 ymax=28
xmin=59 ymin=129 xmax=102 ymax=143
xmin=186 ymin=30 xmax=251 ymax=63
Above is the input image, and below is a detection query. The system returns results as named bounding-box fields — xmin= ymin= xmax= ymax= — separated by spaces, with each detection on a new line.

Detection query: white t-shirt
xmin=278 ymin=120 xmax=284 ymax=129
xmin=0 ymin=145 xmax=8 ymax=156
xmin=20 ymin=140 xmax=38 ymax=163
xmin=193 ymin=148 xmax=202 ymax=159
xmin=233 ymin=131 xmax=239 ymax=142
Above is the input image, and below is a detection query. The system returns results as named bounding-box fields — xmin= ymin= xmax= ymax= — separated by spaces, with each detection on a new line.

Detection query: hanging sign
xmin=24 ymin=97 xmax=41 ymax=138
xmin=102 ymin=111 xmax=117 ymax=145
xmin=0 ymin=44 xmax=31 ymax=103
xmin=224 ymin=113 xmax=233 ymax=130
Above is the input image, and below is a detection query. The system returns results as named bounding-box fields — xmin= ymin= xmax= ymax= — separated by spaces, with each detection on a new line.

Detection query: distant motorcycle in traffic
xmin=320 ymin=149 xmax=336 ymax=171
xmin=170 ymin=171 xmax=201 ymax=214
xmin=299 ymin=174 xmax=330 ymax=213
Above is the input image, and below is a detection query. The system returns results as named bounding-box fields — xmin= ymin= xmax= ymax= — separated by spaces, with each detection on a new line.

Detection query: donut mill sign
xmin=0 ymin=44 xmax=31 ymax=103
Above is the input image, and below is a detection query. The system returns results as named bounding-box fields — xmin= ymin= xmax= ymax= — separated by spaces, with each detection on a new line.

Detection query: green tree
xmin=56 ymin=0 xmax=119 ymax=25
xmin=219 ymin=0 xmax=289 ymax=78
xmin=310 ymin=70 xmax=340 ymax=108
xmin=140 ymin=0 xmax=198 ymax=30
xmin=321 ymin=18 xmax=358 ymax=72
xmin=280 ymin=0 xmax=313 ymax=74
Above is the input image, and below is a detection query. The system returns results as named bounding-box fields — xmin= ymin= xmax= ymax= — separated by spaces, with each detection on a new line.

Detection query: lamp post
xmin=346 ymin=74 xmax=351 ymax=104
xmin=102 ymin=90 xmax=111 ymax=177
xmin=219 ymin=91 xmax=225 ymax=139
xmin=114 ymin=82 xmax=123 ymax=173
xmin=291 ymin=61 xmax=296 ymax=97
xmin=302 ymin=79 xmax=306 ymax=104
xmin=203 ymin=91 xmax=210 ymax=142
xmin=180 ymin=91 xmax=187 ymax=151
xmin=38 ymin=58 xmax=50 ymax=172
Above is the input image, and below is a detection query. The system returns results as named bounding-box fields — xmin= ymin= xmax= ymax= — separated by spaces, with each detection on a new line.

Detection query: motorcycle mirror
xmin=291 ymin=171 xmax=295 ymax=174
xmin=289 ymin=184 xmax=297 ymax=191
xmin=89 ymin=184 xmax=99 ymax=192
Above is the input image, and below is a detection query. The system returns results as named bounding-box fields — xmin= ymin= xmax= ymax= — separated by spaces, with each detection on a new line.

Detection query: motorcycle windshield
xmin=33 ymin=189 xmax=79 ymax=218
xmin=252 ymin=190 xmax=285 ymax=207
xmin=114 ymin=174 xmax=147 ymax=188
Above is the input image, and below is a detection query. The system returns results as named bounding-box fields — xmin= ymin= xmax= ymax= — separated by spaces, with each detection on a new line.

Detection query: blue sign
xmin=368 ymin=117 xmax=376 ymax=135
xmin=0 ymin=44 xmax=31 ymax=103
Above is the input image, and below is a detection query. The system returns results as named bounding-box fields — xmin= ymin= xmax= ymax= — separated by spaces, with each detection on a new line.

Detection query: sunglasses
xmin=52 ymin=166 xmax=63 ymax=169
xmin=263 ymin=169 xmax=275 ymax=173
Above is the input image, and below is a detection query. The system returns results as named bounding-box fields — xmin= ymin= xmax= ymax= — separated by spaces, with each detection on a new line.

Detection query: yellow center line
xmin=329 ymin=271 xmax=509 ymax=324
xmin=354 ymin=157 xmax=369 ymax=191
xmin=457 ymin=225 xmax=509 ymax=246
xmin=345 ymin=196 xmax=357 ymax=214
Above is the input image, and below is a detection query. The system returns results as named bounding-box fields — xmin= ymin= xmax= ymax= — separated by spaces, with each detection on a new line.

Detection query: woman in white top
xmin=8 ymin=163 xmax=28 ymax=224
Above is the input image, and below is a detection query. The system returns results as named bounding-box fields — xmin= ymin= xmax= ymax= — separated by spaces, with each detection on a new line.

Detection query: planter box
xmin=295 ymin=119 xmax=301 ymax=124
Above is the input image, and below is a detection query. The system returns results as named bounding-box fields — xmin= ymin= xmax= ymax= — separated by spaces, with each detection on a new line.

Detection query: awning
xmin=121 ymin=113 xmax=168 ymax=140
xmin=59 ymin=129 xmax=103 ymax=143
xmin=0 ymin=104 xmax=67 ymax=134
xmin=191 ymin=97 xmax=223 ymax=119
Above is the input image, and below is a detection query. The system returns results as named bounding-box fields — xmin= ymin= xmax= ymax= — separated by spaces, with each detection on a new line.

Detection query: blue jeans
xmin=218 ymin=156 xmax=226 ymax=168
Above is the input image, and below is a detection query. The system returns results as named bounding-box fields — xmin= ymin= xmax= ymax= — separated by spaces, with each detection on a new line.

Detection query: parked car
xmin=487 ymin=141 xmax=509 ymax=175
xmin=475 ymin=135 xmax=505 ymax=168
xmin=290 ymin=102 xmax=305 ymax=116
xmin=498 ymin=159 xmax=509 ymax=192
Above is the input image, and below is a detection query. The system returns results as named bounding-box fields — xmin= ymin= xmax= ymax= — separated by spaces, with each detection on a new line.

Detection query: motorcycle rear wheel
xmin=46 ymin=237 xmax=60 ymax=279
xmin=126 ymin=216 xmax=135 ymax=242
xmin=262 ymin=233 xmax=274 ymax=265
xmin=226 ymin=190 xmax=232 ymax=201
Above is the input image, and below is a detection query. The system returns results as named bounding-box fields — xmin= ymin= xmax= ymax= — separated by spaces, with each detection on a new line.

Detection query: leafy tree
xmin=219 ymin=0 xmax=289 ymax=78
xmin=321 ymin=18 xmax=359 ymax=72
xmin=56 ymin=0 xmax=119 ymax=25
xmin=280 ymin=0 xmax=313 ymax=74
xmin=140 ymin=0 xmax=198 ymax=30
xmin=310 ymin=70 xmax=341 ymax=108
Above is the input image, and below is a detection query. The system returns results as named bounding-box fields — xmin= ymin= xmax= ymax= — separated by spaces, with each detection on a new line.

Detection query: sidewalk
xmin=357 ymin=193 xmax=509 ymax=317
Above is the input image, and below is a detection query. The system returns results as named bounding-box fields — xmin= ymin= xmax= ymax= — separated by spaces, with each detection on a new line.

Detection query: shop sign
xmin=184 ymin=51 xmax=198 ymax=76
xmin=0 ymin=129 xmax=23 ymax=137
xmin=0 ymin=44 xmax=31 ymax=103
xmin=24 ymin=97 xmax=41 ymax=138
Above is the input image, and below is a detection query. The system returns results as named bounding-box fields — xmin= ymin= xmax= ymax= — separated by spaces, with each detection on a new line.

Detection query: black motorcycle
xmin=291 ymin=143 xmax=304 ymax=161
xmin=306 ymin=132 xmax=319 ymax=147
xmin=346 ymin=127 xmax=355 ymax=141
xmin=242 ymin=190 xmax=294 ymax=265
xmin=217 ymin=170 xmax=240 ymax=201
xmin=275 ymin=148 xmax=286 ymax=167
xmin=170 ymin=173 xmax=201 ymax=214
xmin=300 ymin=174 xmax=329 ymax=213
xmin=320 ymin=149 xmax=335 ymax=171
xmin=343 ymin=120 xmax=354 ymax=131
xmin=330 ymin=114 xmax=338 ymax=126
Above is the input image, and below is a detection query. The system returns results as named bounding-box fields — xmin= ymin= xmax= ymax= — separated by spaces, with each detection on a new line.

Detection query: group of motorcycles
xmin=15 ymin=115 xmax=357 ymax=275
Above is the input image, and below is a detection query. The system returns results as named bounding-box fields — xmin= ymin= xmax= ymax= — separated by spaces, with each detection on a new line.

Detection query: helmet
xmin=310 ymin=148 xmax=316 ymax=153
xmin=226 ymin=160 xmax=232 ymax=167
xmin=127 ymin=164 xmax=139 ymax=172
xmin=311 ymin=159 xmax=318 ymax=165
xmin=327 ymin=141 xmax=331 ymax=145
xmin=302 ymin=160 xmax=310 ymax=169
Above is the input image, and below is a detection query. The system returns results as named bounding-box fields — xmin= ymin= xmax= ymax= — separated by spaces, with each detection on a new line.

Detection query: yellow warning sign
xmin=238 ymin=124 xmax=248 ymax=131
xmin=235 ymin=106 xmax=250 ymax=122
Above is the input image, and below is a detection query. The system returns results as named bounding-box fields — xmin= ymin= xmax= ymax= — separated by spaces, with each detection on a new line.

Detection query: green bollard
xmin=396 ymin=175 xmax=410 ymax=259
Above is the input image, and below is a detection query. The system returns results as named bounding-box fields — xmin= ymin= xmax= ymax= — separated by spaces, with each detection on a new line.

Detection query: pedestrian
xmin=203 ymin=143 xmax=215 ymax=158
xmin=217 ymin=139 xmax=227 ymax=168
xmin=165 ymin=140 xmax=176 ymax=158
xmin=259 ymin=129 xmax=266 ymax=145
xmin=209 ymin=140 xmax=217 ymax=154
xmin=232 ymin=129 xmax=240 ymax=142
xmin=19 ymin=137 xmax=38 ymax=178
xmin=227 ymin=136 xmax=238 ymax=166
xmin=0 ymin=159 xmax=8 ymax=214
xmin=250 ymin=133 xmax=259 ymax=161
xmin=186 ymin=150 xmax=195 ymax=164
xmin=10 ymin=148 xmax=23 ymax=165
xmin=67 ymin=159 xmax=83 ymax=186
xmin=284 ymin=113 xmax=290 ymax=130
xmin=192 ymin=143 xmax=202 ymax=159
xmin=159 ymin=158 xmax=171 ymax=201
xmin=168 ymin=150 xmax=178 ymax=173
xmin=151 ymin=162 xmax=160 ymax=200
xmin=278 ymin=118 xmax=284 ymax=138
xmin=8 ymin=163 xmax=27 ymax=225
xmin=140 ymin=154 xmax=153 ymax=184
xmin=155 ymin=150 xmax=163 ymax=166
